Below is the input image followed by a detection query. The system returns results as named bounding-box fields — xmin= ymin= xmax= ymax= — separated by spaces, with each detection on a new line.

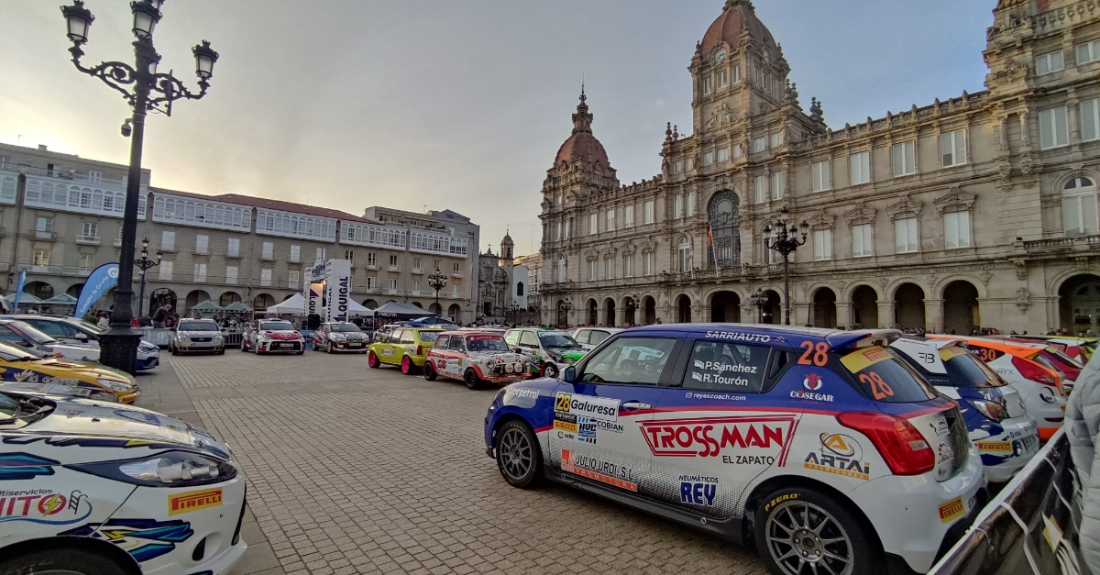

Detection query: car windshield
xmin=417 ymin=331 xmax=442 ymax=342
xmin=74 ymin=320 xmax=105 ymax=335
xmin=466 ymin=336 xmax=510 ymax=352
xmin=0 ymin=340 xmax=44 ymax=362
xmin=839 ymin=346 xmax=940 ymax=403
xmin=8 ymin=321 xmax=57 ymax=345
xmin=331 ymin=324 xmax=361 ymax=333
xmin=261 ymin=321 xmax=295 ymax=331
xmin=939 ymin=346 xmax=1005 ymax=388
xmin=538 ymin=332 xmax=579 ymax=348
xmin=179 ymin=321 xmax=219 ymax=331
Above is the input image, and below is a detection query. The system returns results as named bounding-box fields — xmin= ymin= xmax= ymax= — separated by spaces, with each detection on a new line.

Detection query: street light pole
xmin=751 ymin=288 xmax=767 ymax=324
xmin=61 ymin=0 xmax=219 ymax=373
xmin=134 ymin=237 xmax=162 ymax=319
xmin=428 ymin=268 xmax=448 ymax=316
xmin=763 ymin=207 xmax=809 ymax=326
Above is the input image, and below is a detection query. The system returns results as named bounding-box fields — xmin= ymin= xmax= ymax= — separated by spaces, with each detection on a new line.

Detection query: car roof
xmin=624 ymin=323 xmax=900 ymax=348
xmin=926 ymin=333 xmax=1044 ymax=355
xmin=440 ymin=330 xmax=504 ymax=337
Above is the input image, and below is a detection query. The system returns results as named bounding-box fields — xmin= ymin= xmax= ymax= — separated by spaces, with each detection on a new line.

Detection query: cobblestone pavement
xmin=143 ymin=351 xmax=767 ymax=575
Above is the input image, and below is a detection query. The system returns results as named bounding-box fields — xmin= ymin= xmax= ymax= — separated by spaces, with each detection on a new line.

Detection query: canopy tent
xmin=2 ymin=293 xmax=42 ymax=307
xmin=223 ymin=301 xmax=253 ymax=312
xmin=44 ymin=293 xmax=78 ymax=306
xmin=373 ymin=301 xmax=433 ymax=319
xmin=264 ymin=293 xmax=305 ymax=315
xmin=189 ymin=300 xmax=223 ymax=311
xmin=345 ymin=299 xmax=373 ymax=317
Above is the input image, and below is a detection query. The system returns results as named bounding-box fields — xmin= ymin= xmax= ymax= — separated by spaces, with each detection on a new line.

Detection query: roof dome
xmin=700 ymin=0 xmax=778 ymax=58
xmin=501 ymin=232 xmax=514 ymax=245
xmin=554 ymin=88 xmax=610 ymax=169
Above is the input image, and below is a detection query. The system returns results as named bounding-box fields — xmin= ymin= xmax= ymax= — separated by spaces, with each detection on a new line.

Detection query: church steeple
xmin=572 ymin=85 xmax=593 ymax=134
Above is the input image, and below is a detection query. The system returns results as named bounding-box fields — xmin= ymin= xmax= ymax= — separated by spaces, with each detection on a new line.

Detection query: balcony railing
xmin=28 ymin=265 xmax=92 ymax=277
xmin=33 ymin=230 xmax=57 ymax=241
xmin=76 ymin=235 xmax=100 ymax=246
xmin=1023 ymin=234 xmax=1100 ymax=254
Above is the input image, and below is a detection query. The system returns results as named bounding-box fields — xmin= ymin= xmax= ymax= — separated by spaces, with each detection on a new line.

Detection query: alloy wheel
xmin=498 ymin=427 xmax=533 ymax=481
xmin=765 ymin=501 xmax=854 ymax=575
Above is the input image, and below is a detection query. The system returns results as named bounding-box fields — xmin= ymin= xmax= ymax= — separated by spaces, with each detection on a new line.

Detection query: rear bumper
xmin=136 ymin=356 xmax=160 ymax=370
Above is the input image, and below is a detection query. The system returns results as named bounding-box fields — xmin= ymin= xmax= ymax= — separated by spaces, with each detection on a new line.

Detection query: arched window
xmin=677 ymin=236 xmax=693 ymax=272
xmin=707 ymin=190 xmax=741 ymax=268
xmin=557 ymin=256 xmax=567 ymax=282
xmin=1064 ymin=176 xmax=1098 ymax=236
xmin=517 ymin=282 xmax=525 ymax=296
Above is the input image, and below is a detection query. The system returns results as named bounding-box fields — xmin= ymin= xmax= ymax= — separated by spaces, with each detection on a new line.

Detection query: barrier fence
xmin=931 ymin=429 xmax=1084 ymax=575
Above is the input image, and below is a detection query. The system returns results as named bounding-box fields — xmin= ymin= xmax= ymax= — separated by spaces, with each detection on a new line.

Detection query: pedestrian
xmin=655 ymin=318 xmax=663 ymax=324
xmin=152 ymin=304 xmax=168 ymax=328
xmin=1066 ymin=348 xmax=1100 ymax=575
xmin=96 ymin=311 xmax=110 ymax=330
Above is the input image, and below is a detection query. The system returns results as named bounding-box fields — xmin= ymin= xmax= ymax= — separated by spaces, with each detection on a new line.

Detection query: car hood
xmin=9 ymin=358 xmax=133 ymax=385
xmin=330 ymin=332 xmax=367 ymax=339
xmin=18 ymin=397 xmax=231 ymax=461
xmin=468 ymin=351 xmax=527 ymax=362
xmin=260 ymin=330 xmax=302 ymax=340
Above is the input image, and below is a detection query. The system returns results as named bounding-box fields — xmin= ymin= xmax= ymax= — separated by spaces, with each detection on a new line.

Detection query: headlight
xmin=97 ymin=379 xmax=134 ymax=392
xmin=73 ymin=451 xmax=236 ymax=487
xmin=970 ymin=399 xmax=1006 ymax=422
xmin=88 ymin=390 xmax=120 ymax=403
xmin=213 ymin=333 xmax=224 ymax=341
xmin=330 ymin=333 xmax=347 ymax=341
xmin=548 ymin=352 xmax=563 ymax=363
xmin=178 ymin=333 xmax=191 ymax=341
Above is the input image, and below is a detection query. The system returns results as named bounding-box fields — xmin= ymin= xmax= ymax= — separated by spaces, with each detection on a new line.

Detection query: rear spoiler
xmin=825 ymin=329 xmax=902 ymax=351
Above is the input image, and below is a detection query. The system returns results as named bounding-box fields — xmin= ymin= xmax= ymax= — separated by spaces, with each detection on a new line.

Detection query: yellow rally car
xmin=367 ymin=327 xmax=444 ymax=375
xmin=0 ymin=340 xmax=138 ymax=403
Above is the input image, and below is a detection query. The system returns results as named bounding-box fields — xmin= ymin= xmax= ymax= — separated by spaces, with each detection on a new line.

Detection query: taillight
xmin=1011 ymin=356 xmax=1062 ymax=393
xmin=416 ymin=346 xmax=423 ymax=356
xmin=969 ymin=399 xmax=1006 ymax=422
xmin=837 ymin=412 xmax=935 ymax=476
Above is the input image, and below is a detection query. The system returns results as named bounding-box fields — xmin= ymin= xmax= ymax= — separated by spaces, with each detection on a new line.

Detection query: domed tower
xmin=500 ymin=231 xmax=515 ymax=310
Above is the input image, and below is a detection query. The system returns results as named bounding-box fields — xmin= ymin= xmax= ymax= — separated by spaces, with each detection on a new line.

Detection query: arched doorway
xmin=447 ymin=304 xmax=461 ymax=322
xmin=587 ymin=299 xmax=598 ymax=325
xmin=185 ymin=290 xmax=211 ymax=312
xmin=894 ymin=283 xmax=926 ymax=330
xmin=604 ymin=298 xmax=616 ymax=326
xmin=710 ymin=291 xmax=741 ymax=323
xmin=557 ymin=300 xmax=570 ymax=327
xmin=411 ymin=301 xmax=423 ymax=308
xmin=624 ymin=297 xmax=637 ymax=327
xmin=760 ymin=290 xmax=780 ymax=324
xmin=943 ymin=281 xmax=980 ymax=335
xmin=851 ymin=285 xmax=878 ymax=329
xmin=429 ymin=303 xmax=442 ymax=315
xmin=483 ymin=301 xmax=492 ymax=316
xmin=677 ymin=295 xmax=692 ymax=323
xmin=25 ymin=281 xmax=54 ymax=300
xmin=643 ymin=296 xmax=657 ymax=325
xmin=363 ymin=299 xmax=378 ymax=309
xmin=219 ymin=291 xmax=242 ymax=307
xmin=252 ymin=293 xmax=275 ymax=311
xmin=66 ymin=283 xmax=84 ymax=298
xmin=812 ymin=288 xmax=838 ymax=328
xmin=151 ymin=288 xmax=178 ymax=315
xmin=1059 ymin=274 xmax=1100 ymax=335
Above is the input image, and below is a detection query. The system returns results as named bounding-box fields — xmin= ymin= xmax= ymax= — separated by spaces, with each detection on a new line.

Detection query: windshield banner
xmin=10 ymin=268 xmax=27 ymax=310
xmin=74 ymin=263 xmax=119 ymax=319
xmin=931 ymin=429 xmax=1083 ymax=575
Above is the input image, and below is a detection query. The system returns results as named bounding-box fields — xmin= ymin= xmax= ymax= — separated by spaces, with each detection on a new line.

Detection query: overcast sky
xmin=1 ymin=0 xmax=995 ymax=256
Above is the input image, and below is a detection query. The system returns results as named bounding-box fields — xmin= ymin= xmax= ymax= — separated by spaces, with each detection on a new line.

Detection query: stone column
xmin=1068 ymin=97 xmax=1082 ymax=145
xmin=877 ymin=299 xmax=896 ymax=329
xmin=693 ymin=303 xmax=708 ymax=323
xmin=924 ymin=298 xmax=945 ymax=333
xmin=835 ymin=301 xmax=854 ymax=329
xmin=616 ymin=305 xmax=627 ymax=328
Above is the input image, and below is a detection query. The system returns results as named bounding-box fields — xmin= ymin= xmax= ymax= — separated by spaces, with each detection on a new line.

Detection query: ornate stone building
xmin=538 ymin=0 xmax=1100 ymax=334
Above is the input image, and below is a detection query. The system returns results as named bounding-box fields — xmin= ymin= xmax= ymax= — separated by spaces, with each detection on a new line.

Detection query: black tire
xmin=327 ymin=342 xmax=335 ymax=354
xmin=170 ymin=344 xmax=179 ymax=356
xmin=464 ymin=369 xmax=483 ymax=390
xmin=423 ymin=361 xmax=438 ymax=381
xmin=240 ymin=339 xmax=248 ymax=352
xmin=295 ymin=350 xmax=304 ymax=356
xmin=0 ymin=547 xmax=129 ymax=575
xmin=754 ymin=487 xmax=882 ymax=575
xmin=495 ymin=420 xmax=543 ymax=488
xmin=543 ymin=363 xmax=559 ymax=379
xmin=216 ymin=348 xmax=225 ymax=355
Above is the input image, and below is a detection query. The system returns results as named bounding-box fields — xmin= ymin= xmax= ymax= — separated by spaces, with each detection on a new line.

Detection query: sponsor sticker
xmin=382 ymin=349 xmax=395 ymax=356
xmin=169 ymin=489 xmax=222 ymax=516
xmin=704 ymin=331 xmax=772 ymax=343
xmin=791 ymin=374 xmax=834 ymax=402
xmin=764 ymin=493 xmax=799 ymax=513
xmin=554 ymin=393 xmax=620 ymax=424
xmin=639 ymin=415 xmax=797 ymax=466
xmin=840 ymin=347 xmax=893 ymax=373
xmin=685 ymin=391 xmax=747 ymax=401
xmin=939 ymin=497 xmax=965 ymax=524
xmin=977 ymin=441 xmax=1013 ymax=454
xmin=578 ymin=417 xmax=597 ymax=444
xmin=503 ymin=387 xmax=539 ymax=407
xmin=553 ymin=417 xmax=578 ymax=434
xmin=561 ymin=449 xmax=637 ymax=492
xmin=0 ymin=489 xmax=91 ymax=525
xmin=803 ymin=434 xmax=871 ymax=481
xmin=679 ymin=475 xmax=718 ymax=506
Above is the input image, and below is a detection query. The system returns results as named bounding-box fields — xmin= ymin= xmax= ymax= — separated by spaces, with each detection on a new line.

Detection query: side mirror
xmin=563 ymin=366 xmax=577 ymax=384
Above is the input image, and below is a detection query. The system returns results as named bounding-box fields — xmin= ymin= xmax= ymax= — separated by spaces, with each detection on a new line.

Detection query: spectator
xmin=151 ymin=304 xmax=169 ymax=328
xmin=1066 ymin=350 xmax=1100 ymax=574
xmin=96 ymin=311 xmax=110 ymax=330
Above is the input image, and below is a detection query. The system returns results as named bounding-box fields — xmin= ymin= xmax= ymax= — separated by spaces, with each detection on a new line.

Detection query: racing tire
xmin=170 ymin=344 xmax=179 ymax=356
xmin=423 ymin=361 xmax=437 ymax=381
xmin=401 ymin=356 xmax=414 ymax=375
xmin=217 ymin=348 xmax=225 ymax=355
xmin=0 ymin=547 xmax=130 ymax=575
xmin=495 ymin=420 xmax=543 ymax=489
xmin=240 ymin=340 xmax=247 ymax=352
xmin=327 ymin=342 xmax=335 ymax=354
xmin=754 ymin=487 xmax=883 ymax=575
xmin=368 ymin=351 xmax=380 ymax=368
xmin=464 ymin=369 xmax=483 ymax=390
xmin=542 ymin=363 xmax=559 ymax=379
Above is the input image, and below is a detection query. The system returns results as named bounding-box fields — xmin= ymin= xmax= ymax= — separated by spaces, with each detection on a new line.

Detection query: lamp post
xmin=428 ymin=268 xmax=448 ymax=316
xmin=750 ymin=288 xmax=767 ymax=324
xmin=510 ymin=302 xmax=520 ymax=326
xmin=61 ymin=0 xmax=219 ymax=373
xmin=134 ymin=238 xmax=162 ymax=318
xmin=559 ymin=299 xmax=572 ymax=328
xmin=763 ymin=207 xmax=809 ymax=326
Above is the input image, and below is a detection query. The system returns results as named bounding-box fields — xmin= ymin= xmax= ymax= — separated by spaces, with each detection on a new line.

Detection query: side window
xmin=29 ymin=320 xmax=67 ymax=337
xmin=590 ymin=330 xmax=611 ymax=345
xmin=401 ymin=331 xmax=416 ymax=345
xmin=683 ymin=341 xmax=771 ymax=392
xmin=505 ymin=331 xmax=519 ymax=345
xmin=391 ymin=330 xmax=405 ymax=343
xmin=435 ymin=335 xmax=450 ymax=349
xmin=573 ymin=330 xmax=590 ymax=345
xmin=449 ymin=337 xmax=466 ymax=352
xmin=520 ymin=331 xmax=540 ymax=347
xmin=580 ymin=337 xmax=677 ymax=386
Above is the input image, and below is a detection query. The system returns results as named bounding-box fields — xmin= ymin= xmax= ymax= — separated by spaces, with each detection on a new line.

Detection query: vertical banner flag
xmin=305 ymin=257 xmax=324 ymax=321
xmin=322 ymin=259 xmax=352 ymax=323
xmin=10 ymin=268 xmax=27 ymax=310
xmin=74 ymin=263 xmax=119 ymax=319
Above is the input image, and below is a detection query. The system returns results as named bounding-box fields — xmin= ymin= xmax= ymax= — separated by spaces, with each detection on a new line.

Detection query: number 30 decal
xmin=859 ymin=371 xmax=894 ymax=400
xmin=798 ymin=341 xmax=829 ymax=367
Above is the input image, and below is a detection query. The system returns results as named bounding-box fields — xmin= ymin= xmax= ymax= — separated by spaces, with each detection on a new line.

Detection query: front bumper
xmin=117 ymin=389 xmax=140 ymax=404
xmin=176 ymin=341 xmax=225 ymax=352
xmin=329 ymin=340 xmax=367 ymax=352
xmin=258 ymin=341 xmax=303 ymax=354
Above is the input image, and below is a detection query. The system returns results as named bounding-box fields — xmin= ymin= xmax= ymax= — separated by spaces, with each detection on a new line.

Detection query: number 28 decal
xmin=859 ymin=371 xmax=894 ymax=400
xmin=798 ymin=341 xmax=829 ymax=367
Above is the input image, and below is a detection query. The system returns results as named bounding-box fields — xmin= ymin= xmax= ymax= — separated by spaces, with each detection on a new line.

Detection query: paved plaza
xmin=134 ymin=351 xmax=768 ymax=575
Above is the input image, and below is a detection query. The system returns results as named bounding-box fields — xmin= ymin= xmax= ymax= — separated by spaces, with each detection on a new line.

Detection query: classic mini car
xmin=241 ymin=319 xmax=305 ymax=355
xmin=312 ymin=322 xmax=369 ymax=353
xmin=927 ymin=335 xmax=1067 ymax=440
xmin=485 ymin=325 xmax=986 ymax=575
xmin=0 ymin=390 xmax=247 ymax=575
xmin=0 ymin=340 xmax=138 ymax=404
xmin=568 ymin=327 xmax=624 ymax=352
xmin=892 ymin=337 xmax=1040 ymax=483
xmin=0 ymin=319 xmax=100 ymax=362
xmin=503 ymin=328 xmax=586 ymax=379
xmin=367 ymin=328 xmax=443 ymax=375
xmin=170 ymin=319 xmax=225 ymax=356
xmin=423 ymin=331 xmax=531 ymax=389
xmin=4 ymin=315 xmax=161 ymax=371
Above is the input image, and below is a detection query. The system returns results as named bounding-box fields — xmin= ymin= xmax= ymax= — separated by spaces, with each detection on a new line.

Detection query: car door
xmin=447 ymin=336 xmax=469 ymax=378
xmin=381 ymin=329 xmax=404 ymax=364
xmin=550 ymin=335 xmax=681 ymax=497
xmin=648 ymin=337 xmax=796 ymax=519
xmin=429 ymin=335 xmax=452 ymax=376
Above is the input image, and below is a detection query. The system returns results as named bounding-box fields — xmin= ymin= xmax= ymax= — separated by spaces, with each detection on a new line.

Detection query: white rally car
xmin=0 ymin=391 xmax=247 ymax=575
xmin=485 ymin=325 xmax=987 ymax=575
xmin=891 ymin=337 xmax=1040 ymax=483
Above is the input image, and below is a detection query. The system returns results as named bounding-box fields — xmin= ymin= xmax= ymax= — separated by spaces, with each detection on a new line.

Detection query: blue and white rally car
xmin=891 ymin=337 xmax=1040 ymax=483
xmin=485 ymin=325 xmax=986 ymax=575
xmin=0 ymin=390 xmax=247 ymax=575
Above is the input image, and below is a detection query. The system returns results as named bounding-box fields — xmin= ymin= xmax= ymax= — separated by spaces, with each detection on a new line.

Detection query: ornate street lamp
xmin=134 ymin=238 xmax=162 ymax=319
xmin=763 ymin=207 xmax=809 ymax=326
xmin=428 ymin=268 xmax=448 ymax=315
xmin=559 ymin=299 xmax=573 ymax=328
xmin=61 ymin=0 xmax=219 ymax=373
xmin=750 ymin=288 xmax=768 ymax=324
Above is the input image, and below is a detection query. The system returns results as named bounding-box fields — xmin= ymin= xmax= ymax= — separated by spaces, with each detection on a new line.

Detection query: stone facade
xmin=538 ymin=0 xmax=1100 ymax=335
xmin=0 ymin=143 xmax=479 ymax=322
